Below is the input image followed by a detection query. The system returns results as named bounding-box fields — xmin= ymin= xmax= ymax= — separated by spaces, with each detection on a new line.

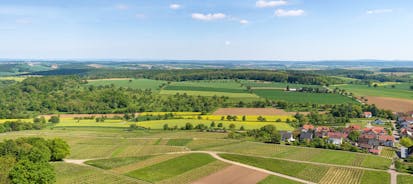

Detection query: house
xmin=315 ymin=126 xmax=330 ymax=138
xmin=327 ymin=132 xmax=348 ymax=145
xmin=401 ymin=146 xmax=413 ymax=158
xmin=359 ymin=133 xmax=379 ymax=147
xmin=372 ymin=119 xmax=385 ymax=125
xmin=281 ymin=131 xmax=295 ymax=142
xmin=369 ymin=149 xmax=380 ymax=155
xmin=300 ymin=131 xmax=314 ymax=141
xmin=379 ymin=135 xmax=395 ymax=147
xmin=344 ymin=125 xmax=361 ymax=133
xmin=302 ymin=124 xmax=315 ymax=131
xmin=363 ymin=112 xmax=373 ymax=118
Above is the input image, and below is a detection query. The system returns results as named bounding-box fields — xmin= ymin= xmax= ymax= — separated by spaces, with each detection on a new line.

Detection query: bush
xmin=48 ymin=116 xmax=60 ymax=124
xmin=9 ymin=160 xmax=55 ymax=184
xmin=47 ymin=138 xmax=70 ymax=161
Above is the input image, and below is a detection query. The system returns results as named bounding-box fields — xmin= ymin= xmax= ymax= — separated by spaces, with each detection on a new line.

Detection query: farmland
xmin=219 ymin=153 xmax=390 ymax=184
xmin=335 ymin=83 xmax=413 ymax=100
xmin=253 ymin=89 xmax=356 ymax=104
xmin=86 ymin=78 xmax=167 ymax=90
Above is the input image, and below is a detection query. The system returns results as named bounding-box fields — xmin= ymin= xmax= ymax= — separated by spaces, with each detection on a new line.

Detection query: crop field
xmin=159 ymin=89 xmax=259 ymax=98
xmin=53 ymin=162 xmax=145 ymax=184
xmin=335 ymin=83 xmax=413 ymax=100
xmin=0 ymin=76 xmax=27 ymax=82
xmin=380 ymin=148 xmax=395 ymax=159
xmin=186 ymin=139 xmax=243 ymax=150
xmin=212 ymin=108 xmax=301 ymax=116
xmin=220 ymin=154 xmax=390 ymax=184
xmin=126 ymin=153 xmax=215 ymax=182
xmin=240 ymin=80 xmax=323 ymax=89
xmin=164 ymin=86 xmax=248 ymax=93
xmin=206 ymin=141 xmax=392 ymax=170
xmin=0 ymin=118 xmax=33 ymax=123
xmin=253 ymin=89 xmax=356 ymax=104
xmin=179 ymin=114 xmax=294 ymax=122
xmin=398 ymin=175 xmax=413 ymax=184
xmin=258 ymin=175 xmax=302 ymax=184
xmin=54 ymin=118 xmax=294 ymax=130
xmin=86 ymin=78 xmax=167 ymax=90
xmin=166 ymin=138 xmax=192 ymax=146
xmin=167 ymin=80 xmax=245 ymax=89
xmin=137 ymin=119 xmax=294 ymax=130
xmin=86 ymin=156 xmax=153 ymax=169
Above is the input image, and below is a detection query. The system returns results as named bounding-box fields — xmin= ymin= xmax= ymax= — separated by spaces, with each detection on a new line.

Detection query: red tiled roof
xmin=316 ymin=126 xmax=330 ymax=132
xmin=328 ymin=132 xmax=348 ymax=139
xmin=364 ymin=112 xmax=372 ymax=115
xmin=379 ymin=135 xmax=394 ymax=141
xmin=348 ymin=125 xmax=361 ymax=130
xmin=303 ymin=124 xmax=314 ymax=130
xmin=369 ymin=149 xmax=380 ymax=154
xmin=360 ymin=134 xmax=376 ymax=139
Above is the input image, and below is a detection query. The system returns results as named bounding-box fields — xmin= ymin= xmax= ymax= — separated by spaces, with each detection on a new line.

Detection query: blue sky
xmin=0 ymin=0 xmax=413 ymax=60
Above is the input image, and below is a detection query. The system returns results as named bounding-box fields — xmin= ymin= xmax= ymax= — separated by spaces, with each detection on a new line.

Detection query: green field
xmin=86 ymin=78 xmax=167 ymax=90
xmin=85 ymin=156 xmax=153 ymax=169
xmin=241 ymin=80 xmax=323 ymax=89
xmin=165 ymin=80 xmax=248 ymax=93
xmin=220 ymin=154 xmax=390 ymax=184
xmin=398 ymin=175 xmax=413 ymax=184
xmin=253 ymin=89 xmax=356 ymax=104
xmin=126 ymin=153 xmax=215 ymax=182
xmin=160 ymin=90 xmax=259 ymax=98
xmin=334 ymin=83 xmax=413 ymax=100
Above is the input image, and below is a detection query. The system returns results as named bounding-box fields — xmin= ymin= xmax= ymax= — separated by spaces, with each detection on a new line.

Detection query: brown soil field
xmin=365 ymin=96 xmax=413 ymax=112
xmin=40 ymin=113 xmax=138 ymax=119
xmin=212 ymin=108 xmax=307 ymax=116
xmin=192 ymin=165 xmax=268 ymax=184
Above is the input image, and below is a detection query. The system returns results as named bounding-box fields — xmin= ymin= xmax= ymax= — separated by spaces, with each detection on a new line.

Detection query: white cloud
xmin=256 ymin=0 xmax=287 ymax=8
xmin=115 ymin=4 xmax=129 ymax=10
xmin=366 ymin=9 xmax=393 ymax=14
xmin=170 ymin=4 xmax=181 ymax=10
xmin=240 ymin=19 xmax=249 ymax=24
xmin=275 ymin=9 xmax=305 ymax=17
xmin=225 ymin=41 xmax=231 ymax=45
xmin=191 ymin=13 xmax=227 ymax=21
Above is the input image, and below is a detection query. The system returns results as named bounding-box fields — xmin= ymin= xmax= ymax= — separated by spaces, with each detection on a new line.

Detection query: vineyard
xmin=319 ymin=167 xmax=363 ymax=184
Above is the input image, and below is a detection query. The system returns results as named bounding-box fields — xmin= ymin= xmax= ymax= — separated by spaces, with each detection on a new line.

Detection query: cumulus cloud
xmin=170 ymin=4 xmax=181 ymax=10
xmin=366 ymin=9 xmax=393 ymax=14
xmin=256 ymin=0 xmax=287 ymax=8
xmin=239 ymin=19 xmax=249 ymax=24
xmin=275 ymin=9 xmax=305 ymax=17
xmin=191 ymin=13 xmax=227 ymax=21
xmin=115 ymin=4 xmax=129 ymax=10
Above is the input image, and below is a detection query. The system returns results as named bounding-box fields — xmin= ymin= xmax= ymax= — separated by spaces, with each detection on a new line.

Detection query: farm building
xmin=363 ymin=112 xmax=373 ymax=118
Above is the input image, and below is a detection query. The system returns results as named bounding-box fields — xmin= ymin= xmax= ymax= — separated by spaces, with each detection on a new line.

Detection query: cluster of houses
xmin=281 ymin=112 xmax=395 ymax=155
xmin=397 ymin=112 xmax=413 ymax=158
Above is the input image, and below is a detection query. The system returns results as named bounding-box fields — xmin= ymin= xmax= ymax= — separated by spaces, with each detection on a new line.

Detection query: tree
xmin=185 ymin=123 xmax=193 ymax=130
xmin=47 ymin=138 xmax=70 ymax=161
xmin=0 ymin=156 xmax=15 ymax=184
xmin=240 ymin=126 xmax=245 ymax=131
xmin=400 ymin=137 xmax=413 ymax=148
xmin=242 ymin=115 xmax=246 ymax=121
xmin=410 ymin=85 xmax=413 ymax=91
xmin=48 ymin=116 xmax=60 ymax=124
xmin=9 ymin=160 xmax=55 ymax=184
xmin=210 ymin=121 xmax=216 ymax=128
xmin=229 ymin=123 xmax=236 ymax=130
xmin=163 ymin=124 xmax=169 ymax=130
xmin=217 ymin=123 xmax=223 ymax=128
xmin=348 ymin=131 xmax=360 ymax=142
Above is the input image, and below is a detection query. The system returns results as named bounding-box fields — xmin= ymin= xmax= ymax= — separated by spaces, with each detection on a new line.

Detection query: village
xmin=279 ymin=111 xmax=411 ymax=156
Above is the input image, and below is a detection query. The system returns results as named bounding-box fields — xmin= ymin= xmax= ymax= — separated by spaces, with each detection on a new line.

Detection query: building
xmin=363 ymin=112 xmax=373 ymax=118
xmin=327 ymin=132 xmax=348 ymax=145
xmin=281 ymin=131 xmax=295 ymax=142
xmin=372 ymin=119 xmax=385 ymax=125
xmin=401 ymin=146 xmax=413 ymax=159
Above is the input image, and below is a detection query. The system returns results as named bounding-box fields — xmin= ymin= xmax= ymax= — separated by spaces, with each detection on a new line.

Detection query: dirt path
xmin=63 ymin=159 xmax=93 ymax=165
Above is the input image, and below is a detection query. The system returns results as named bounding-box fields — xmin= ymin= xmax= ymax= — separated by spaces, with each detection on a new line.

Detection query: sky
xmin=0 ymin=0 xmax=413 ymax=61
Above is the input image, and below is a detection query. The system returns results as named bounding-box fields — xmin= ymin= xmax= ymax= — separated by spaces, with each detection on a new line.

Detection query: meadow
xmin=86 ymin=78 xmax=167 ymax=90
xmin=159 ymin=90 xmax=259 ymax=98
xmin=240 ymin=80 xmax=323 ymax=89
xmin=165 ymin=80 xmax=248 ymax=93
xmin=334 ymin=83 xmax=413 ymax=100
xmin=253 ymin=89 xmax=356 ymax=104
